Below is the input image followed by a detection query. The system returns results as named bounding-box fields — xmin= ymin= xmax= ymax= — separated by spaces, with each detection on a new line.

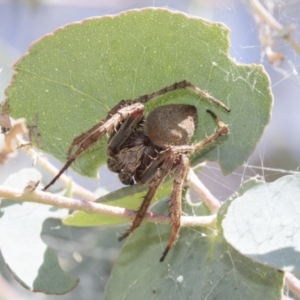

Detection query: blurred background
xmin=0 ymin=0 xmax=300 ymax=299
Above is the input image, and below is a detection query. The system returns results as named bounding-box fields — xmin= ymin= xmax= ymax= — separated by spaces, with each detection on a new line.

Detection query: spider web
xmin=0 ymin=0 xmax=300 ymax=300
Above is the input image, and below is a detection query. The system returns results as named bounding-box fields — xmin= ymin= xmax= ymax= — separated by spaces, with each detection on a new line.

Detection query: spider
xmin=43 ymin=80 xmax=230 ymax=262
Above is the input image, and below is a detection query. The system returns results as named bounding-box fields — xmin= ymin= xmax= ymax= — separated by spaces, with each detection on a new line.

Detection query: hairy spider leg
xmin=67 ymin=99 xmax=131 ymax=157
xmin=160 ymin=154 xmax=190 ymax=262
xmin=132 ymin=80 xmax=230 ymax=113
xmin=106 ymin=110 xmax=144 ymax=156
xmin=118 ymin=150 xmax=175 ymax=242
xmin=43 ymin=102 xmax=145 ymax=191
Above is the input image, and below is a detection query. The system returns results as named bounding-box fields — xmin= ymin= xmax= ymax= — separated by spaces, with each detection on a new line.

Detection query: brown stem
xmin=0 ymin=185 xmax=216 ymax=228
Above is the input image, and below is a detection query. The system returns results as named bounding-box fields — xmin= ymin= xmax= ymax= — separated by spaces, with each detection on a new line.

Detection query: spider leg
xmin=43 ymin=102 xmax=144 ymax=191
xmin=68 ymin=100 xmax=140 ymax=158
xmin=118 ymin=150 xmax=175 ymax=242
xmin=106 ymin=110 xmax=144 ymax=156
xmin=160 ymin=155 xmax=189 ymax=262
xmin=193 ymin=109 xmax=229 ymax=152
xmin=132 ymin=80 xmax=230 ymax=112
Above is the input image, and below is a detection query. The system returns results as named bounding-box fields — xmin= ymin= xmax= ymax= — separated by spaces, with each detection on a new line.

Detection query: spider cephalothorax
xmin=43 ymin=80 xmax=230 ymax=262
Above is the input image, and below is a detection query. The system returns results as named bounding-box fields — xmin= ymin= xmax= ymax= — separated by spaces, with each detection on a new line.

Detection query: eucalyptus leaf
xmin=4 ymin=8 xmax=272 ymax=179
xmin=217 ymin=175 xmax=265 ymax=228
xmin=222 ymin=174 xmax=300 ymax=275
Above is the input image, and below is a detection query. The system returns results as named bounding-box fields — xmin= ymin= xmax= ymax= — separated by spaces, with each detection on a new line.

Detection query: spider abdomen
xmin=144 ymin=104 xmax=198 ymax=148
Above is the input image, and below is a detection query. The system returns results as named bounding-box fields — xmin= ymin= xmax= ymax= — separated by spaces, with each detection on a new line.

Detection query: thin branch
xmin=187 ymin=169 xmax=221 ymax=213
xmin=181 ymin=214 xmax=216 ymax=228
xmin=249 ymin=0 xmax=282 ymax=31
xmin=0 ymin=185 xmax=216 ymax=228
xmin=285 ymin=272 xmax=300 ymax=299
xmin=248 ymin=0 xmax=300 ymax=55
xmin=0 ymin=274 xmax=24 ymax=300
xmin=16 ymin=136 xmax=97 ymax=201
xmin=282 ymin=296 xmax=295 ymax=300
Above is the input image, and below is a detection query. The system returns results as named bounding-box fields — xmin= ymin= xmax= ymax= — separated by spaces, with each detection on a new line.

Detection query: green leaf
xmin=222 ymin=174 xmax=300 ymax=275
xmin=5 ymin=8 xmax=272 ymax=178
xmin=0 ymin=169 xmax=78 ymax=294
xmin=217 ymin=175 xmax=265 ymax=228
xmin=104 ymin=200 xmax=283 ymax=300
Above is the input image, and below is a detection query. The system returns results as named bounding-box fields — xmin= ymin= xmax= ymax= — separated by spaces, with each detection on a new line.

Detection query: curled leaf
xmin=0 ymin=118 xmax=27 ymax=163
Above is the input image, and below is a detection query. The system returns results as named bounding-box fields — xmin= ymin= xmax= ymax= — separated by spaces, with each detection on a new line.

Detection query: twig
xmin=249 ymin=0 xmax=282 ymax=31
xmin=187 ymin=169 xmax=221 ymax=213
xmin=248 ymin=0 xmax=300 ymax=55
xmin=282 ymin=296 xmax=295 ymax=300
xmin=285 ymin=272 xmax=300 ymax=299
xmin=0 ymin=185 xmax=216 ymax=228
xmin=0 ymin=274 xmax=24 ymax=300
xmin=16 ymin=136 xmax=97 ymax=201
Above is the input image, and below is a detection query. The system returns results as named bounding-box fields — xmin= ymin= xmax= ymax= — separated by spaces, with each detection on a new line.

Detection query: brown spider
xmin=43 ymin=80 xmax=230 ymax=262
